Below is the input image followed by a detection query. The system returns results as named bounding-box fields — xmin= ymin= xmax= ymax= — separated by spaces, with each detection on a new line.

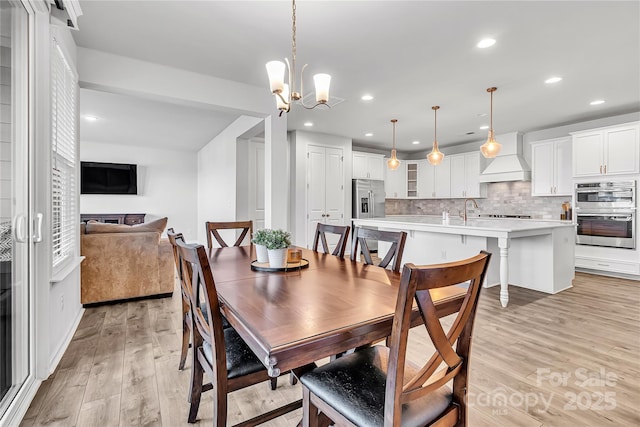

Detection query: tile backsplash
xmin=385 ymin=181 xmax=571 ymax=220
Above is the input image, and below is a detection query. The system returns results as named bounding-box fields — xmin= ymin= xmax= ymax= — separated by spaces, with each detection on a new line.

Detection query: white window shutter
xmin=51 ymin=38 xmax=78 ymax=269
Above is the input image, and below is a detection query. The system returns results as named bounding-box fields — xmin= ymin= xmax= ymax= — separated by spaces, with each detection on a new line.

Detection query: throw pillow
xmin=0 ymin=221 xmax=11 ymax=262
xmin=85 ymin=217 xmax=168 ymax=234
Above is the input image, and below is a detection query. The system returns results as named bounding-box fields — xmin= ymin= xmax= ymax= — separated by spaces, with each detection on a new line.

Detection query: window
xmin=51 ymin=38 xmax=78 ymax=269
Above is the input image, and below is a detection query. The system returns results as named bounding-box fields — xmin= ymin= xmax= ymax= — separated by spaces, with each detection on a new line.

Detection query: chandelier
xmin=480 ymin=87 xmax=502 ymax=158
xmin=265 ymin=0 xmax=331 ymax=115
xmin=426 ymin=106 xmax=444 ymax=165
xmin=387 ymin=119 xmax=400 ymax=170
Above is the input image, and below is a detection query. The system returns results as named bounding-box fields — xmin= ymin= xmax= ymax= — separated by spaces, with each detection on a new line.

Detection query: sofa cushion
xmin=85 ymin=217 xmax=168 ymax=234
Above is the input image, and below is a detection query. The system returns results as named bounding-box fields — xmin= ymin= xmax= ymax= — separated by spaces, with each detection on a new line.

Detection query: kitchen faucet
xmin=462 ymin=198 xmax=479 ymax=223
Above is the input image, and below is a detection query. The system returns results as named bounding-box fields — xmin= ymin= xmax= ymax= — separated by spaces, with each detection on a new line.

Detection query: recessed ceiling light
xmin=365 ymin=133 xmax=373 ymax=137
xmin=477 ymin=38 xmax=496 ymax=49
xmin=412 ymin=140 xmax=420 ymax=145
xmin=361 ymin=94 xmax=374 ymax=101
xmin=545 ymin=76 xmax=562 ymax=84
xmin=477 ymin=113 xmax=488 ymax=117
xmin=590 ymin=100 xmax=605 ymax=106
xmin=304 ymin=122 xmax=313 ymax=127
xmin=479 ymin=125 xmax=489 ymax=130
xmin=83 ymin=115 xmax=98 ymax=122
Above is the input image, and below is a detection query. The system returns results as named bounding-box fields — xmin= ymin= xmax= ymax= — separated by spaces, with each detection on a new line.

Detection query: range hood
xmin=479 ymin=131 xmax=531 ymax=183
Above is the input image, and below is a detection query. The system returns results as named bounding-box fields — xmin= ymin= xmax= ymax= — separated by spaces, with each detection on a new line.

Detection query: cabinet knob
xmin=600 ymin=165 xmax=603 ymax=174
xmin=326 ymin=214 xmax=330 ymax=217
xmin=604 ymin=165 xmax=607 ymax=174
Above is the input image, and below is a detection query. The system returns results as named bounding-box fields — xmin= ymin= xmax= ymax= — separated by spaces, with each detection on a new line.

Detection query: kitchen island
xmin=353 ymin=216 xmax=576 ymax=307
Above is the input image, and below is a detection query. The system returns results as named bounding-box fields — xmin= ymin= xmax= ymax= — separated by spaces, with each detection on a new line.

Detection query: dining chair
xmin=205 ymin=220 xmax=253 ymax=249
xmin=167 ymin=228 xmax=193 ymax=371
xmin=300 ymin=251 xmax=491 ymax=427
xmin=175 ymin=239 xmax=298 ymax=426
xmin=312 ymin=223 xmax=350 ymax=258
xmin=350 ymin=227 xmax=407 ymax=273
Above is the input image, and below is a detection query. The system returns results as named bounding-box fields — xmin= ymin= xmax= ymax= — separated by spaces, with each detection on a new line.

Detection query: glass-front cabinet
xmin=0 ymin=0 xmax=31 ymax=419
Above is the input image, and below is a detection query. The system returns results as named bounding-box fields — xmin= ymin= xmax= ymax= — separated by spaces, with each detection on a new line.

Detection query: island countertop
xmin=352 ymin=215 xmax=576 ymax=307
xmin=352 ymin=215 xmax=576 ymax=239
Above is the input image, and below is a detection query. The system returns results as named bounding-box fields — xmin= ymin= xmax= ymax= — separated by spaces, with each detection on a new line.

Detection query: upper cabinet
xmin=352 ymin=151 xmax=385 ymax=180
xmin=572 ymin=122 xmax=639 ymax=177
xmin=406 ymin=161 xmax=420 ymax=198
xmin=531 ymin=137 xmax=572 ymax=196
xmin=420 ymin=158 xmax=451 ymax=199
xmin=449 ymin=152 xmax=487 ymax=198
xmin=384 ymin=161 xmax=406 ymax=199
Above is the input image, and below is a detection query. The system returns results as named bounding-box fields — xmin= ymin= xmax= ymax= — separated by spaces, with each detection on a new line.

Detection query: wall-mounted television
xmin=81 ymin=162 xmax=138 ymax=195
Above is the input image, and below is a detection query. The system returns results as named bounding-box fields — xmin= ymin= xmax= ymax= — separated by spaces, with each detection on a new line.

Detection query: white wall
xmin=80 ymin=141 xmax=198 ymax=240
xmin=197 ymin=116 xmax=262 ymax=245
xmin=290 ymin=130 xmax=353 ymax=247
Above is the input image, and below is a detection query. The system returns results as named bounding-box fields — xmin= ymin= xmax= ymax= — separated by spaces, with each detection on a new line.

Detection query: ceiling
xmin=80 ymin=89 xmax=239 ymax=150
xmin=73 ymin=1 xmax=640 ymax=153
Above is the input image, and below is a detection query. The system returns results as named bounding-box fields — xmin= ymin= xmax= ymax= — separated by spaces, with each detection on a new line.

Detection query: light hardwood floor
xmin=20 ymin=272 xmax=640 ymax=427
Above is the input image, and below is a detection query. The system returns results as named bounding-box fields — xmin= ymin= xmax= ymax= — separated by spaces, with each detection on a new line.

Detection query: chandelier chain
xmin=291 ymin=0 xmax=297 ymax=86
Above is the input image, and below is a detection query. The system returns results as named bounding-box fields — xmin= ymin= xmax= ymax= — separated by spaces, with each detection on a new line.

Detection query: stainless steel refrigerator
xmin=352 ymin=179 xmax=386 ymax=251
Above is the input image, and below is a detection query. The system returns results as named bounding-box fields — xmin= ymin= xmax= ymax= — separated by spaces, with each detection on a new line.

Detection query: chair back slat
xmin=384 ymin=251 xmax=491 ymax=426
xmin=205 ymin=220 xmax=253 ymax=249
xmin=350 ymin=227 xmax=407 ymax=272
xmin=312 ymin=223 xmax=350 ymax=258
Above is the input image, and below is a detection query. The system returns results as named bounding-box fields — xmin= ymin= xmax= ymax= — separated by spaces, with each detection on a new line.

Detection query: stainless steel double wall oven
xmin=575 ymin=180 xmax=636 ymax=249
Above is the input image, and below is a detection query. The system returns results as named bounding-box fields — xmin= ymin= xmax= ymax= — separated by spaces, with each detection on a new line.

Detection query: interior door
xmin=306 ymin=145 xmax=326 ymax=246
xmin=324 ymin=147 xmax=344 ymax=226
xmin=0 ymin=1 xmax=31 ymax=417
xmin=306 ymin=145 xmax=344 ymax=248
xmin=248 ymin=140 xmax=265 ymax=230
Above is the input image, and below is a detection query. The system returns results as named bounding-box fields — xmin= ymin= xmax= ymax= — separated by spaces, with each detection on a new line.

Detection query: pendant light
xmin=480 ymin=87 xmax=502 ymax=158
xmin=387 ymin=119 xmax=400 ymax=170
xmin=426 ymin=106 xmax=444 ymax=165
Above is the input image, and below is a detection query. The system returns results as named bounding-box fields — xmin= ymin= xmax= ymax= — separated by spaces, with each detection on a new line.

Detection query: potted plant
xmin=251 ymin=229 xmax=270 ymax=263
xmin=264 ymin=229 xmax=292 ymax=268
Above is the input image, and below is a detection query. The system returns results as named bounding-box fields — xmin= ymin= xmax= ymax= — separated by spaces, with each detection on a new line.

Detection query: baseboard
xmin=82 ymin=291 xmax=173 ymax=308
xmin=47 ymin=306 xmax=84 ymax=376
xmin=0 ymin=376 xmax=42 ymax=427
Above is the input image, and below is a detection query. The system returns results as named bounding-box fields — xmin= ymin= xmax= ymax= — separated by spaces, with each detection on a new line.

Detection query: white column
xmin=498 ymin=237 xmax=510 ymax=307
xmin=264 ymin=114 xmax=288 ymax=230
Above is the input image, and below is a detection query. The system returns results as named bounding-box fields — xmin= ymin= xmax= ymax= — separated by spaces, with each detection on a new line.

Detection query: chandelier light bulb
xmin=265 ymin=61 xmax=286 ymax=93
xmin=313 ymin=74 xmax=331 ymax=103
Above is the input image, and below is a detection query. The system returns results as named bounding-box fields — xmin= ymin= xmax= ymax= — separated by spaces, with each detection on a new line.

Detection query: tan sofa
xmin=80 ymin=218 xmax=174 ymax=305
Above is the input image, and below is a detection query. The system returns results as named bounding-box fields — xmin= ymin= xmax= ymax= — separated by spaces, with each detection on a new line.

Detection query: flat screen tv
xmin=81 ymin=162 xmax=137 ymax=195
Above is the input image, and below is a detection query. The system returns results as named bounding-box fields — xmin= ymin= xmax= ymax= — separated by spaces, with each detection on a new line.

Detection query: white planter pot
xmin=255 ymin=244 xmax=269 ymax=263
xmin=267 ymin=248 xmax=288 ymax=268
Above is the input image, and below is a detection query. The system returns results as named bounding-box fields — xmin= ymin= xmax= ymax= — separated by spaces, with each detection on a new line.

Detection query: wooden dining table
xmin=209 ymin=245 xmax=467 ymax=377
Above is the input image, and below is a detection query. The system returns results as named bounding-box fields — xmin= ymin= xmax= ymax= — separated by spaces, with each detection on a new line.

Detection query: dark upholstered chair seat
xmin=203 ymin=327 xmax=265 ymax=380
xmin=199 ymin=303 xmax=231 ymax=329
xmin=300 ymin=346 xmax=452 ymax=427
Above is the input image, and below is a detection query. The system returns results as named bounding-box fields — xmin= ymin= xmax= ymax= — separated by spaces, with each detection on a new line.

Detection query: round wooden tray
xmin=250 ymin=259 xmax=310 ymax=272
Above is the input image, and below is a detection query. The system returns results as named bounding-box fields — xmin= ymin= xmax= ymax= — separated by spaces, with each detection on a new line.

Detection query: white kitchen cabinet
xmin=384 ymin=161 xmax=405 ymax=198
xmin=352 ymin=151 xmax=385 ymax=180
xmin=572 ymin=122 xmax=639 ymax=177
xmin=406 ymin=161 xmax=420 ymax=198
xmin=419 ymin=157 xmax=451 ymax=199
xmin=531 ymin=137 xmax=572 ymax=196
xmin=449 ymin=152 xmax=486 ymax=198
